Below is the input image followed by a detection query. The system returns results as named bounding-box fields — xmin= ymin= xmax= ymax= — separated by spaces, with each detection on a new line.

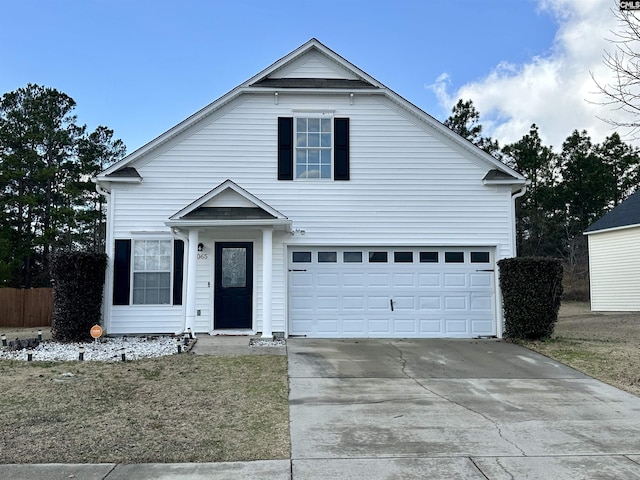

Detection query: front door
xmin=214 ymin=242 xmax=253 ymax=329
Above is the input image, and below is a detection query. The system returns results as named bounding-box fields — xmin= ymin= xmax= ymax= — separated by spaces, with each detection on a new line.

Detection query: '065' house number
xmin=197 ymin=253 xmax=208 ymax=260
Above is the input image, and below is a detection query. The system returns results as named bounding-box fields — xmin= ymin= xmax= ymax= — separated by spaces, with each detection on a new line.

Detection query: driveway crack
xmin=390 ymin=341 xmax=527 ymax=457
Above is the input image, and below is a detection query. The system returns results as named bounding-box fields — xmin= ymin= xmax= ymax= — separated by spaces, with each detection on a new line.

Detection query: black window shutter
xmin=278 ymin=117 xmax=294 ymax=180
xmin=113 ymin=239 xmax=131 ymax=305
xmin=334 ymin=118 xmax=350 ymax=180
xmin=173 ymin=240 xmax=184 ymax=305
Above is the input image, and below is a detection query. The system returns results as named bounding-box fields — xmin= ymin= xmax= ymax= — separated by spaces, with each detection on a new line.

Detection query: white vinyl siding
xmin=107 ymin=93 xmax=515 ymax=336
xmin=588 ymin=226 xmax=640 ymax=311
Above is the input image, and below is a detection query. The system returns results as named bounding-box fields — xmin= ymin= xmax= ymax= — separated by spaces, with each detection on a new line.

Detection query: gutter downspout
xmin=496 ymin=184 xmax=528 ymax=338
xmin=94 ymin=180 xmax=112 ymax=334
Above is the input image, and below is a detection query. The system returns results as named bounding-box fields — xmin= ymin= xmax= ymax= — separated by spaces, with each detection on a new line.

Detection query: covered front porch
xmin=166 ymin=180 xmax=291 ymax=338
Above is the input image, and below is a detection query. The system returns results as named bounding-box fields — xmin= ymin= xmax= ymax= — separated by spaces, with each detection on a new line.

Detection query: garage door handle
xmin=390 ymin=299 xmax=394 ymax=311
xmin=476 ymin=269 xmax=494 ymax=272
xmin=288 ymin=269 xmax=307 ymax=272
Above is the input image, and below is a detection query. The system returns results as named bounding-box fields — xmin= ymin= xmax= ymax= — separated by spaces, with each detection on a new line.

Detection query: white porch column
xmin=185 ymin=228 xmax=199 ymax=335
xmin=261 ymin=227 xmax=273 ymax=338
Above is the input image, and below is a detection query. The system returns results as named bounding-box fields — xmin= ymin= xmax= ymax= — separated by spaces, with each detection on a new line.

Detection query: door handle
xmin=390 ymin=299 xmax=394 ymax=312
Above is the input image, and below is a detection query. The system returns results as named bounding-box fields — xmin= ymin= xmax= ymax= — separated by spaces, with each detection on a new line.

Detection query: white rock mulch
xmin=0 ymin=336 xmax=179 ymax=362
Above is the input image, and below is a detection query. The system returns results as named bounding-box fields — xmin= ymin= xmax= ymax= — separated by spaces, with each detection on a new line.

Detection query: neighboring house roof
xmin=96 ymin=38 xmax=526 ymax=187
xmin=584 ymin=190 xmax=640 ymax=234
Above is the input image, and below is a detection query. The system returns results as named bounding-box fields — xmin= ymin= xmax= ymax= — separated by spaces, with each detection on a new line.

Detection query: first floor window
xmin=133 ymin=240 xmax=172 ymax=304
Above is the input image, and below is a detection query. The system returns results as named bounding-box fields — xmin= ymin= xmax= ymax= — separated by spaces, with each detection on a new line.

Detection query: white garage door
xmin=288 ymin=247 xmax=496 ymax=338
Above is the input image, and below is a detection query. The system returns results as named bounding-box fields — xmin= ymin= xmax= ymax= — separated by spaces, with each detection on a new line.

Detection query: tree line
xmin=0 ymin=84 xmax=125 ymax=288
xmin=1 ymin=85 xmax=637 ymax=290
xmin=445 ymin=99 xmax=640 ymax=279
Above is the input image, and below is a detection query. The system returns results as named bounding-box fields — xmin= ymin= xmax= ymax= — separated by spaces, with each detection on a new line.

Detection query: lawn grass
xmin=0 ymin=354 xmax=290 ymax=463
xmin=522 ymin=302 xmax=640 ymax=397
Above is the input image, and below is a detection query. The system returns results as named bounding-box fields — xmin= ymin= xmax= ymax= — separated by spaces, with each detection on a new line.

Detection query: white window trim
xmin=131 ymin=238 xmax=174 ymax=306
xmin=293 ymin=112 xmax=334 ymax=181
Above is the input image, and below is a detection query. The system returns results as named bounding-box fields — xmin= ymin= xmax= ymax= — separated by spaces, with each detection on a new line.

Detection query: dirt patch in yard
xmin=524 ymin=302 xmax=640 ymax=397
xmin=0 ymin=354 xmax=289 ymax=463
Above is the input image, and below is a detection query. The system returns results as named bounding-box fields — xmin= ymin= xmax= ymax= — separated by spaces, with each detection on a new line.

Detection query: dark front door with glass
xmin=214 ymin=242 xmax=253 ymax=329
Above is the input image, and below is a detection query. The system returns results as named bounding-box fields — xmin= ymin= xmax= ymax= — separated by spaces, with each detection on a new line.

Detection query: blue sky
xmin=0 ymin=0 xmax=623 ymax=153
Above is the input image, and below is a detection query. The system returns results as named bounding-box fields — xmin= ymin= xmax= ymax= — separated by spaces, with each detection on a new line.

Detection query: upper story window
xmin=278 ymin=117 xmax=349 ymax=181
xmin=296 ymin=117 xmax=332 ymax=179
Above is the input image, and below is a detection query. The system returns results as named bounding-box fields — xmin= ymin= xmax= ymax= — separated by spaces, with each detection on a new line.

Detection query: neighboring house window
xmin=133 ymin=240 xmax=172 ymax=304
xmin=278 ymin=117 xmax=349 ymax=181
xmin=296 ymin=117 xmax=332 ymax=179
xmin=113 ymin=239 xmax=184 ymax=306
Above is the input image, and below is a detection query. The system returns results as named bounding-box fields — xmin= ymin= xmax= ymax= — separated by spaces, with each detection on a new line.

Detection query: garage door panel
xmin=367 ymin=273 xmax=391 ymax=286
xmin=369 ymin=318 xmax=392 ymax=335
xmin=394 ymin=318 xmax=417 ymax=334
xmin=368 ymin=296 xmax=391 ymax=310
xmin=343 ymin=273 xmax=365 ymax=286
xmin=291 ymin=272 xmax=314 ymax=287
xmin=445 ymin=296 xmax=468 ymax=310
xmin=317 ymin=273 xmax=339 ymax=286
xmin=394 ymin=296 xmax=415 ymax=310
xmin=445 ymin=319 xmax=470 ymax=334
xmin=317 ymin=296 xmax=338 ymax=310
xmin=420 ymin=318 xmax=444 ymax=333
xmin=470 ymin=272 xmax=493 ymax=287
xmin=444 ymin=273 xmax=466 ymax=287
xmin=289 ymin=247 xmax=496 ymax=338
xmin=419 ymin=296 xmax=441 ymax=310
xmin=343 ymin=296 xmax=364 ymax=310
xmin=419 ymin=274 xmax=441 ymax=287
xmin=393 ymin=273 xmax=415 ymax=287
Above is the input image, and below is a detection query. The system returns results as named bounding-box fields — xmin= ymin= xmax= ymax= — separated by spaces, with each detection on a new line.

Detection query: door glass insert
xmin=221 ymin=247 xmax=246 ymax=288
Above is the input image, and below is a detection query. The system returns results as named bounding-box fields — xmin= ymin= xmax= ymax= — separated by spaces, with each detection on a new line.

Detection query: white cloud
xmin=431 ymin=0 xmax=631 ymax=149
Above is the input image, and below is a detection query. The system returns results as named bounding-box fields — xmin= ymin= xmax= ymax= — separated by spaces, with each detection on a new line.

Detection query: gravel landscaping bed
xmin=0 ymin=336 xmax=179 ymax=362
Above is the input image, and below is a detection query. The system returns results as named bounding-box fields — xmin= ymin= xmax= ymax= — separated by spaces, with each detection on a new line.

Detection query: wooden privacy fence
xmin=0 ymin=288 xmax=53 ymax=328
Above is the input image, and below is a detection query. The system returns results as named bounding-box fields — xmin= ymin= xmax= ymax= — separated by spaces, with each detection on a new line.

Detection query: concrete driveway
xmin=288 ymin=339 xmax=640 ymax=479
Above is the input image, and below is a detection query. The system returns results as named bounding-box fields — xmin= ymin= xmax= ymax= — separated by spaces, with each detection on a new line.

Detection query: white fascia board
xmin=165 ymin=218 xmax=292 ymax=230
xmin=583 ymin=223 xmax=640 ymax=236
xmin=94 ymin=175 xmax=142 ymax=184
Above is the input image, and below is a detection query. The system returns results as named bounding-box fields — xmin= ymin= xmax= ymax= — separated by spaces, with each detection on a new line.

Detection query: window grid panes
xmin=133 ymin=240 xmax=172 ymax=305
xmin=295 ymin=117 xmax=332 ymax=179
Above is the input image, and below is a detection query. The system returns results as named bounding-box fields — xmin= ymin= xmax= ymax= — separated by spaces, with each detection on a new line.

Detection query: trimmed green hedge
xmin=51 ymin=252 xmax=107 ymax=342
xmin=498 ymin=257 xmax=563 ymax=340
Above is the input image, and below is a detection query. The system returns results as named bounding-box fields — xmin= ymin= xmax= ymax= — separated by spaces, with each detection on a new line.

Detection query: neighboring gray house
xmin=585 ymin=190 xmax=640 ymax=311
xmin=95 ymin=39 xmax=526 ymax=338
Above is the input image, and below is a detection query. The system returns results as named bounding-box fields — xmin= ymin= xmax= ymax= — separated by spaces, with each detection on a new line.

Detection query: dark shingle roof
xmin=585 ymin=190 xmax=640 ymax=233
xmin=106 ymin=167 xmax=141 ymax=178
xmin=483 ymin=169 xmax=518 ymax=181
xmin=251 ymin=78 xmax=375 ymax=89
xmin=183 ymin=207 xmax=275 ymax=220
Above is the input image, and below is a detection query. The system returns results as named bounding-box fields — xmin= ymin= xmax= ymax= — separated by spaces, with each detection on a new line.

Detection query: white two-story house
xmin=95 ymin=39 xmax=526 ymax=339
